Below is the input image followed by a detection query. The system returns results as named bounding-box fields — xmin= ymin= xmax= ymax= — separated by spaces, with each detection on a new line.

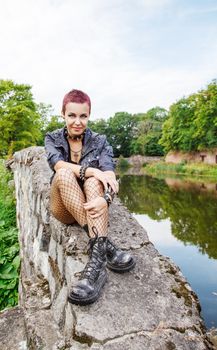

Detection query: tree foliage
xmin=38 ymin=114 xmax=64 ymax=145
xmin=1 ymin=78 xmax=216 ymax=158
xmin=88 ymin=118 xmax=108 ymax=135
xmin=0 ymin=160 xmax=19 ymax=310
xmin=106 ymin=112 xmax=137 ymax=157
xmin=0 ymin=80 xmax=42 ymax=157
xmin=131 ymin=107 xmax=167 ymax=156
xmin=90 ymin=112 xmax=137 ymax=157
xmin=160 ymin=80 xmax=217 ymax=152
xmin=89 ymin=108 xmax=167 ymax=157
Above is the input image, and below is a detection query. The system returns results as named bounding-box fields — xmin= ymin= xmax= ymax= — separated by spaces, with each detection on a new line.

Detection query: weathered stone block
xmin=1 ymin=146 xmax=214 ymax=350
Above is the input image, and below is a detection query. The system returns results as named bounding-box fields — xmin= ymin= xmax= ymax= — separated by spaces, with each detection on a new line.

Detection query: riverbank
xmin=116 ymin=156 xmax=217 ymax=182
xmin=143 ymin=160 xmax=217 ymax=179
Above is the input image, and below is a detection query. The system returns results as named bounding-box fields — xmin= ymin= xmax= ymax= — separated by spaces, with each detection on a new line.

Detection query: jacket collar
xmin=54 ymin=127 xmax=98 ymax=157
xmin=62 ymin=126 xmax=92 ymax=146
xmin=54 ymin=128 xmax=67 ymax=147
xmin=81 ymin=128 xmax=98 ymax=158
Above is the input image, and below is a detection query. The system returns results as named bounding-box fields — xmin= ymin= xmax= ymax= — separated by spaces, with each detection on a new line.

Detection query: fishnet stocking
xmin=50 ymin=168 xmax=87 ymax=226
xmin=84 ymin=177 xmax=108 ymax=237
xmin=50 ymin=168 xmax=108 ymax=237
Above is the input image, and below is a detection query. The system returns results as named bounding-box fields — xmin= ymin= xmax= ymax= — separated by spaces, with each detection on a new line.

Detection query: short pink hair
xmin=62 ymin=89 xmax=91 ymax=114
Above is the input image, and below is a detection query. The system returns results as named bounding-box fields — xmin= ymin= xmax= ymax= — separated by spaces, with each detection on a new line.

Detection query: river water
xmin=118 ymin=174 xmax=217 ymax=329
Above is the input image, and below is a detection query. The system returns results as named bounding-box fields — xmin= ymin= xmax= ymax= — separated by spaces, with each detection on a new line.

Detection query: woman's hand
xmin=91 ymin=168 xmax=119 ymax=193
xmin=83 ymin=196 xmax=107 ymax=219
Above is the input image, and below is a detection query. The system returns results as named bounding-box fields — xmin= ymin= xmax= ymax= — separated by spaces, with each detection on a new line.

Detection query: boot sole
xmin=68 ymin=272 xmax=107 ymax=306
xmin=107 ymin=258 xmax=136 ymax=273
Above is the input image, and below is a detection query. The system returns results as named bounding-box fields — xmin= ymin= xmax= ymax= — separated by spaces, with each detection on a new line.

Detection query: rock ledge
xmin=1 ymin=147 xmax=215 ymax=350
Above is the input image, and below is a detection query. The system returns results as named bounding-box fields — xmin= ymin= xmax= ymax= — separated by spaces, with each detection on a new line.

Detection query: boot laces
xmin=81 ymin=227 xmax=105 ymax=283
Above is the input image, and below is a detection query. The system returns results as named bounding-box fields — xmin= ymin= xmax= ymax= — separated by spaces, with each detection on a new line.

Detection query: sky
xmin=0 ymin=0 xmax=217 ymax=119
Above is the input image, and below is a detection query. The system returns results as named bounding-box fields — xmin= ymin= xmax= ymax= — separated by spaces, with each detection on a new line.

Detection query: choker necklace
xmin=64 ymin=127 xmax=85 ymax=141
xmin=68 ymin=134 xmax=83 ymax=141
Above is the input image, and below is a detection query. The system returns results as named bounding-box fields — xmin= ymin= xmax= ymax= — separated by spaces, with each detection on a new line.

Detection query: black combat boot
xmin=68 ymin=236 xmax=107 ymax=305
xmin=82 ymin=224 xmax=136 ymax=274
xmin=106 ymin=239 xmax=136 ymax=273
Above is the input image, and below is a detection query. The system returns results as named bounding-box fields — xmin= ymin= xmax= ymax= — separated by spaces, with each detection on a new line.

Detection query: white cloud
xmin=177 ymin=4 xmax=217 ymax=18
xmin=0 ymin=0 xmax=216 ymax=119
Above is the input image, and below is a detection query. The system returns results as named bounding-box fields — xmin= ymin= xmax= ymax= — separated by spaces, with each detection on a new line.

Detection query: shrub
xmin=0 ymin=160 xmax=20 ymax=310
xmin=117 ymin=156 xmax=130 ymax=170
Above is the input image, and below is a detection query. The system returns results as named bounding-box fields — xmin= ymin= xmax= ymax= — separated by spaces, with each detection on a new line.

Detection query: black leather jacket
xmin=45 ymin=127 xmax=115 ymax=179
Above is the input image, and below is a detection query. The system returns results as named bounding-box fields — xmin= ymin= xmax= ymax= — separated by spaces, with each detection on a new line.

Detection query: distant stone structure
xmin=166 ymin=149 xmax=217 ymax=165
xmin=0 ymin=147 xmax=215 ymax=349
xmin=126 ymin=155 xmax=162 ymax=167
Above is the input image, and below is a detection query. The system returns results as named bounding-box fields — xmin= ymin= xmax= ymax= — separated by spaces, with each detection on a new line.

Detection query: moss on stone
xmin=171 ymin=284 xmax=192 ymax=307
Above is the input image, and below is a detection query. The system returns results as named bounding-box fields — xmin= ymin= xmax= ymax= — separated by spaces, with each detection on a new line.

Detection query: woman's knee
xmin=50 ymin=205 xmax=59 ymax=220
xmin=84 ymin=176 xmax=103 ymax=192
xmin=54 ymin=168 xmax=77 ymax=185
xmin=50 ymin=207 xmax=75 ymax=224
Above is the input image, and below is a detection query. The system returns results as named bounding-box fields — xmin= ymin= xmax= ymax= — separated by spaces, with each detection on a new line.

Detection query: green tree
xmin=44 ymin=115 xmax=64 ymax=133
xmin=88 ymin=118 xmax=108 ymax=135
xmin=106 ymin=112 xmax=136 ymax=157
xmin=131 ymin=107 xmax=167 ymax=156
xmin=160 ymin=80 xmax=217 ymax=152
xmin=0 ymin=80 xmax=42 ymax=157
xmin=191 ymin=80 xmax=217 ymax=150
xmin=38 ymin=114 xmax=64 ymax=145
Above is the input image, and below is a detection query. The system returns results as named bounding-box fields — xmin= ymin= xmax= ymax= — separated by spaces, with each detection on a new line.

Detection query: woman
xmin=45 ymin=89 xmax=135 ymax=306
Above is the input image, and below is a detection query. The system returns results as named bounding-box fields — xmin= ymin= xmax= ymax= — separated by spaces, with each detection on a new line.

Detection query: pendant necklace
xmin=70 ymin=147 xmax=82 ymax=162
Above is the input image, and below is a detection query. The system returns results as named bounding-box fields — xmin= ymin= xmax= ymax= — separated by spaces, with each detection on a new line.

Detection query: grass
xmin=145 ymin=161 xmax=217 ymax=179
xmin=0 ymin=159 xmax=20 ymax=311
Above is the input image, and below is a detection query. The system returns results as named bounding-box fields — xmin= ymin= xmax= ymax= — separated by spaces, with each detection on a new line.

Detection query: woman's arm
xmin=54 ymin=161 xmax=118 ymax=193
xmin=54 ymin=160 xmax=98 ymax=180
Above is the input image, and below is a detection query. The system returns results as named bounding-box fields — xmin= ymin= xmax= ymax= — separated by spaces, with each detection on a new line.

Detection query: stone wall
xmin=1 ymin=147 xmax=215 ymax=349
xmin=125 ymin=155 xmax=162 ymax=167
xmin=165 ymin=149 xmax=217 ymax=165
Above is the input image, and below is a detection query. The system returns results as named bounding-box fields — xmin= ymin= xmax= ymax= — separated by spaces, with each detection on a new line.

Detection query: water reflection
xmin=118 ymin=175 xmax=217 ymax=328
xmin=119 ymin=175 xmax=217 ymax=260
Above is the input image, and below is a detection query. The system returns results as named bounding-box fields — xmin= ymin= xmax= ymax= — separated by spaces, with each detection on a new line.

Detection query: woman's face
xmin=62 ymin=102 xmax=90 ymax=137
